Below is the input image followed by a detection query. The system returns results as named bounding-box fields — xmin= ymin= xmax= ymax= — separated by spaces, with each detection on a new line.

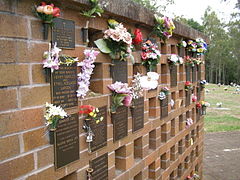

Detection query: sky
xmin=164 ymin=0 xmax=238 ymax=23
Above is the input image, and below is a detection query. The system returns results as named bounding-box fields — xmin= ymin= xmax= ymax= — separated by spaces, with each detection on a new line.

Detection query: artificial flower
xmin=123 ymin=95 xmax=133 ymax=107
xmin=185 ymin=81 xmax=192 ymax=91
xmin=131 ymin=73 xmax=144 ymax=99
xmin=79 ymin=105 xmax=103 ymax=124
xmin=158 ymin=92 xmax=166 ymax=100
xmin=140 ymin=72 xmax=159 ymax=90
xmin=34 ymin=2 xmax=60 ymax=22
xmin=132 ymin=28 xmax=143 ymax=45
xmin=77 ymin=49 xmax=99 ymax=98
xmin=141 ymin=40 xmax=161 ymax=71
xmin=192 ymin=94 xmax=197 ymax=102
xmin=186 ymin=118 xmax=193 ymax=128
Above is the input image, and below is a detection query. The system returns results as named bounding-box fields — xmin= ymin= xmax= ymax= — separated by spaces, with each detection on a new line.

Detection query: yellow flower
xmin=43 ymin=5 xmax=53 ymax=15
xmin=100 ymin=117 xmax=104 ymax=121
xmin=96 ymin=120 xmax=100 ymax=124
xmin=108 ymin=19 xmax=119 ymax=26
xmin=95 ymin=108 xmax=99 ymax=113
xmin=89 ymin=112 xmax=94 ymax=117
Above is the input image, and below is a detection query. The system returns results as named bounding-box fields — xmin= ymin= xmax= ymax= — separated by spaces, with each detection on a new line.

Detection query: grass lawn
xmin=204 ymin=83 xmax=240 ymax=132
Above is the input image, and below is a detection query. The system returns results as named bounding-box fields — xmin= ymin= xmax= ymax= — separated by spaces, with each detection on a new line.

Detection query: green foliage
xmin=81 ymin=0 xmax=104 ymax=18
xmin=175 ymin=16 xmax=204 ymax=32
xmin=131 ymin=0 xmax=174 ymax=13
xmin=94 ymin=39 xmax=111 ymax=53
xmin=111 ymin=93 xmax=127 ymax=113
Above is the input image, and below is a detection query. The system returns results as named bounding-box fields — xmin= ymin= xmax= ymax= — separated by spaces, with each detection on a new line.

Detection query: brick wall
xmin=0 ymin=0 xmax=206 ymax=179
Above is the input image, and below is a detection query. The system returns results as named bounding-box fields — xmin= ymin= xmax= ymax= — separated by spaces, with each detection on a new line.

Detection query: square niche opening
xmin=148 ymin=161 xmax=156 ymax=179
xmin=170 ymin=119 xmax=176 ymax=137
xmin=161 ymin=43 xmax=167 ymax=54
xmin=149 ymin=129 xmax=157 ymax=150
xmin=179 ymin=64 xmax=184 ymax=82
xmin=87 ymin=28 xmax=103 ymax=47
xmin=171 ymin=92 xmax=176 ymax=110
xmin=134 ymin=137 xmax=143 ymax=160
xmin=115 ymin=146 xmax=126 ymax=173
xmin=179 ymin=114 xmax=184 ymax=131
xmin=171 ymin=45 xmax=177 ymax=54
xmin=134 ymin=172 xmax=142 ymax=180
xmin=161 ymin=64 xmax=168 ymax=84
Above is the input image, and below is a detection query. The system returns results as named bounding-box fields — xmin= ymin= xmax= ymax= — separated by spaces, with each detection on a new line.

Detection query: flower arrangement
xmin=77 ymin=49 xmax=99 ymax=98
xmin=187 ymin=40 xmax=197 ymax=52
xmin=131 ymin=73 xmax=144 ymax=100
xmin=81 ymin=0 xmax=104 ymax=18
xmin=153 ymin=15 xmax=175 ymax=41
xmin=186 ymin=118 xmax=193 ymax=128
xmin=132 ymin=28 xmax=143 ymax=45
xmin=196 ymin=38 xmax=207 ymax=55
xmin=200 ymin=101 xmax=210 ymax=107
xmin=79 ymin=105 xmax=103 ymax=124
xmin=141 ymin=40 xmax=161 ymax=72
xmin=139 ymin=72 xmax=159 ymax=90
xmin=158 ymin=87 xmax=169 ymax=100
xmin=94 ymin=19 xmax=133 ymax=61
xmin=196 ymin=102 xmax=202 ymax=109
xmin=34 ymin=2 xmax=60 ymax=22
xmin=108 ymin=81 xmax=132 ymax=113
xmin=192 ymin=94 xmax=197 ymax=102
xmin=44 ymin=102 xmax=68 ymax=130
xmin=185 ymin=81 xmax=193 ymax=91
xmin=200 ymin=80 xmax=207 ymax=88
xmin=178 ymin=40 xmax=187 ymax=48
xmin=185 ymin=56 xmax=195 ymax=67
xmin=167 ymin=54 xmax=183 ymax=66
xmin=34 ymin=2 xmax=60 ymax=39
xmin=43 ymin=43 xmax=78 ymax=72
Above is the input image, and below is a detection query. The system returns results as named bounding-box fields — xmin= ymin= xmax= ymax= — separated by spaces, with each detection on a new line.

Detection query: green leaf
xmin=94 ymin=39 xmax=111 ymax=53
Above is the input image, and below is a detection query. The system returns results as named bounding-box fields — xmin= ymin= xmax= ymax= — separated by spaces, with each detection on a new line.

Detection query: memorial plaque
xmin=185 ymin=91 xmax=191 ymax=106
xmin=161 ymin=96 xmax=168 ymax=118
xmin=131 ymin=97 xmax=144 ymax=132
xmin=186 ymin=66 xmax=191 ymax=81
xmin=178 ymin=47 xmax=185 ymax=57
xmin=192 ymin=66 xmax=197 ymax=82
xmin=111 ymin=60 xmax=128 ymax=83
xmin=55 ymin=113 xmax=79 ymax=169
xmin=52 ymin=18 xmax=75 ymax=49
xmin=90 ymin=153 xmax=108 ymax=180
xmin=196 ymin=109 xmax=201 ymax=121
xmin=170 ymin=65 xmax=177 ymax=87
xmin=89 ymin=106 xmax=107 ymax=152
xmin=112 ymin=106 xmax=128 ymax=141
xmin=197 ymin=65 xmax=201 ymax=81
xmin=51 ymin=63 xmax=78 ymax=109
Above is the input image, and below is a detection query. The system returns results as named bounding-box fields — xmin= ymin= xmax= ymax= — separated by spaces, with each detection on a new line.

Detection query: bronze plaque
xmin=161 ymin=96 xmax=168 ymax=118
xmin=185 ymin=91 xmax=191 ymax=106
xmin=197 ymin=87 xmax=201 ymax=101
xmin=52 ymin=18 xmax=75 ymax=49
xmin=54 ymin=113 xmax=79 ymax=169
xmin=196 ymin=109 xmax=201 ymax=121
xmin=192 ymin=66 xmax=197 ymax=82
xmin=170 ymin=65 xmax=177 ymax=87
xmin=186 ymin=66 xmax=191 ymax=81
xmin=197 ymin=65 xmax=201 ymax=81
xmin=131 ymin=97 xmax=144 ymax=132
xmin=178 ymin=47 xmax=185 ymax=57
xmin=89 ymin=106 xmax=107 ymax=152
xmin=90 ymin=153 xmax=108 ymax=180
xmin=112 ymin=106 xmax=128 ymax=141
xmin=51 ymin=63 xmax=78 ymax=109
xmin=111 ymin=60 xmax=128 ymax=83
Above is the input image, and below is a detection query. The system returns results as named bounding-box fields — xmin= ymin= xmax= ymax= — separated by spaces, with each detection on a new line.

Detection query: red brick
xmin=32 ymin=64 xmax=46 ymax=84
xmin=37 ymin=146 xmax=54 ymax=168
xmin=0 ymin=39 xmax=17 ymax=63
xmin=0 ymin=154 xmax=34 ymax=180
xmin=20 ymin=86 xmax=50 ymax=108
xmin=31 ymin=19 xmax=44 ymax=40
xmin=0 ymin=13 xmax=28 ymax=38
xmin=23 ymin=128 xmax=48 ymax=151
xmin=0 ymin=64 xmax=29 ymax=87
xmin=0 ymin=108 xmax=44 ymax=136
xmin=0 ymin=0 xmax=15 ymax=13
xmin=17 ymin=41 xmax=48 ymax=63
xmin=0 ymin=135 xmax=20 ymax=161
xmin=0 ymin=88 xmax=17 ymax=111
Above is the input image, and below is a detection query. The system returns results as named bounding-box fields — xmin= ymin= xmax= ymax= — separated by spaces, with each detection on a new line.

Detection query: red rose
xmin=141 ymin=52 xmax=147 ymax=60
xmin=53 ymin=7 xmax=60 ymax=17
xmin=79 ymin=105 xmax=95 ymax=114
xmin=185 ymin=81 xmax=191 ymax=86
xmin=196 ymin=102 xmax=202 ymax=109
xmin=133 ymin=28 xmax=143 ymax=45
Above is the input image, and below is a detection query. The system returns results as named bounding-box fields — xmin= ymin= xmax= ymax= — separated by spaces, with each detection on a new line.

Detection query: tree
xmin=131 ymin=0 xmax=174 ymax=13
xmin=175 ymin=16 xmax=204 ymax=32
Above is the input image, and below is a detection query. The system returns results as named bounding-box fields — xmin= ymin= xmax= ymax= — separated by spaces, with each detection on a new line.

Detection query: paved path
xmin=203 ymin=131 xmax=240 ymax=180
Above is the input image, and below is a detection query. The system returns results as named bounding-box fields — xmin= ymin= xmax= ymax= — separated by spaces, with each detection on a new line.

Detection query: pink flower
xmin=53 ymin=7 xmax=60 ymax=17
xmin=123 ymin=95 xmax=132 ymax=107
xmin=43 ymin=5 xmax=53 ymax=15
xmin=107 ymin=81 xmax=131 ymax=94
xmin=141 ymin=52 xmax=148 ymax=60
xmin=192 ymin=94 xmax=197 ymax=102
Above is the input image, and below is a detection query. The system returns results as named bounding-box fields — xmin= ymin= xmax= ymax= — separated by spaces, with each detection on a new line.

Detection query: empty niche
xmin=178 ymin=163 xmax=183 ymax=177
xmin=160 ymin=153 xmax=167 ymax=169
xmin=196 ymin=145 xmax=199 ymax=157
xmin=170 ymin=145 xmax=177 ymax=161
xmin=179 ymin=89 xmax=184 ymax=107
xmin=134 ymin=172 xmax=143 ymax=180
xmin=170 ymin=65 xmax=177 ymax=87
xmin=161 ymin=124 xmax=168 ymax=143
xmin=192 ymin=108 xmax=196 ymax=122
xmin=195 ymin=164 xmax=199 ymax=172
xmin=178 ymin=139 xmax=184 ymax=154
xmin=191 ymin=129 xmax=196 ymax=143
xmin=171 ymin=45 xmax=177 ymax=54
xmin=170 ymin=119 xmax=176 ymax=137
xmin=134 ymin=137 xmax=143 ymax=160
xmin=149 ymin=129 xmax=157 ymax=150
xmin=148 ymin=161 xmax=156 ymax=179
xmin=87 ymin=28 xmax=103 ymax=47
xmin=190 ymin=150 xmax=195 ymax=162
xmin=133 ymin=63 xmax=146 ymax=75
xmin=161 ymin=64 xmax=168 ymax=84
xmin=170 ymin=171 xmax=174 ymax=180
xmin=161 ymin=43 xmax=167 ymax=54
xmin=184 ymin=156 xmax=190 ymax=169
xmin=179 ymin=114 xmax=184 ymax=131
xmin=196 ymin=125 xmax=200 ymax=138
xmin=149 ymin=97 xmax=158 ymax=118
xmin=115 ymin=146 xmax=126 ymax=174
xmin=185 ymin=134 xmax=190 ymax=148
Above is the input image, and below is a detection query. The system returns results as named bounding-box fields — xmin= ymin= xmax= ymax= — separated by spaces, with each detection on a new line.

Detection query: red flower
xmin=79 ymin=105 xmax=95 ymax=114
xmin=185 ymin=81 xmax=191 ymax=86
xmin=53 ymin=7 xmax=60 ymax=17
xmin=196 ymin=102 xmax=202 ymax=109
xmin=132 ymin=29 xmax=143 ymax=45
xmin=141 ymin=52 xmax=148 ymax=60
xmin=40 ymin=2 xmax=46 ymax=6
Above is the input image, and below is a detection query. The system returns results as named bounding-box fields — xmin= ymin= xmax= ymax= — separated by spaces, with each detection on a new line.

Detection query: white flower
xmin=147 ymin=72 xmax=159 ymax=81
xmin=169 ymin=54 xmax=178 ymax=63
xmin=158 ymin=92 xmax=166 ymax=100
xmin=181 ymin=41 xmax=187 ymax=47
xmin=178 ymin=57 xmax=184 ymax=64
xmin=170 ymin=99 xmax=175 ymax=107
